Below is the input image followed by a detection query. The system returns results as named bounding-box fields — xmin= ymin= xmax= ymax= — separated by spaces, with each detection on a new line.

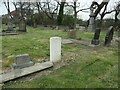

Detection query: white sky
xmin=0 ymin=0 xmax=119 ymax=20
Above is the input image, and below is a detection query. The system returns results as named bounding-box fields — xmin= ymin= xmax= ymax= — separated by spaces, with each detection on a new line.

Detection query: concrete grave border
xmin=0 ymin=61 xmax=53 ymax=83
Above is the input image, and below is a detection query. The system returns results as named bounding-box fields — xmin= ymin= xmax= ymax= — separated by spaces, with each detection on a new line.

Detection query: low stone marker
xmin=68 ymin=30 xmax=76 ymax=39
xmin=91 ymin=28 xmax=101 ymax=45
xmin=50 ymin=37 xmax=61 ymax=62
xmin=18 ymin=18 xmax=26 ymax=32
xmin=7 ymin=22 xmax=14 ymax=31
xmin=12 ymin=54 xmax=34 ymax=69
xmin=104 ymin=26 xmax=114 ymax=46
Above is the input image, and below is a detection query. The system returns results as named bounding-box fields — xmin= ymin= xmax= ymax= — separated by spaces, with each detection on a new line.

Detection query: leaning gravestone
xmin=104 ymin=26 xmax=114 ymax=46
xmin=50 ymin=37 xmax=61 ymax=62
xmin=12 ymin=54 xmax=34 ymax=69
xmin=91 ymin=28 xmax=101 ymax=45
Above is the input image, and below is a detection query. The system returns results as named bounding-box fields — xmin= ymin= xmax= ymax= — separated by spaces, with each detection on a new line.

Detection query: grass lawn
xmin=2 ymin=26 xmax=118 ymax=88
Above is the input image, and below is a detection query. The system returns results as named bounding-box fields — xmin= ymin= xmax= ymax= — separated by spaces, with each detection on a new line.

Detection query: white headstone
xmin=50 ymin=37 xmax=61 ymax=62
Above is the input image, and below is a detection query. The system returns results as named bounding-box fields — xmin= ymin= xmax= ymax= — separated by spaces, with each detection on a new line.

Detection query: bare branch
xmin=76 ymin=7 xmax=90 ymax=13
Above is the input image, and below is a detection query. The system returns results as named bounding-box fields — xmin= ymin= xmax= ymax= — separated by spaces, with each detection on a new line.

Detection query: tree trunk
xmin=73 ymin=1 xmax=77 ymax=29
xmin=57 ymin=1 xmax=66 ymax=25
xmin=94 ymin=2 xmax=109 ymax=18
xmin=115 ymin=11 xmax=119 ymax=23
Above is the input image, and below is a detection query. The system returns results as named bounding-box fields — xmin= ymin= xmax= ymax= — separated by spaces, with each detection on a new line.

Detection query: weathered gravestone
xmin=7 ymin=22 xmax=14 ymax=31
xmin=68 ymin=24 xmax=76 ymax=39
xmin=68 ymin=30 xmax=76 ymax=39
xmin=91 ymin=28 xmax=101 ymax=45
xmin=12 ymin=54 xmax=34 ymax=69
xmin=1 ymin=22 xmax=17 ymax=36
xmin=18 ymin=18 xmax=26 ymax=32
xmin=76 ymin=24 xmax=80 ymax=29
xmin=104 ymin=26 xmax=114 ymax=46
xmin=2 ymin=22 xmax=16 ymax=33
xmin=79 ymin=26 xmax=86 ymax=32
xmin=50 ymin=37 xmax=61 ymax=62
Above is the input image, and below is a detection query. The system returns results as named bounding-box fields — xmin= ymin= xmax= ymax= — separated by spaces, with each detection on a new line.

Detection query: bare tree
xmin=114 ymin=1 xmax=120 ymax=23
xmin=66 ymin=0 xmax=89 ymax=29
xmin=3 ymin=0 xmax=13 ymax=19
xmin=99 ymin=2 xmax=115 ymax=25
xmin=90 ymin=0 xmax=110 ymax=19
xmin=57 ymin=0 xmax=66 ymax=25
xmin=35 ymin=1 xmax=58 ymax=25
xmin=12 ymin=1 xmax=33 ymax=31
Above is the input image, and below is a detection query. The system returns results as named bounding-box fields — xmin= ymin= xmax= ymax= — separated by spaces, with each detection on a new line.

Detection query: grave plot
xmin=0 ymin=53 xmax=54 ymax=83
xmin=1 ymin=20 xmax=27 ymax=36
xmin=1 ymin=25 xmax=118 ymax=88
xmin=0 ymin=61 xmax=53 ymax=83
xmin=0 ymin=37 xmax=62 ymax=83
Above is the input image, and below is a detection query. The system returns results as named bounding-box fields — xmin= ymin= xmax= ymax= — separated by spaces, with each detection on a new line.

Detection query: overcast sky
xmin=0 ymin=0 xmax=119 ymax=20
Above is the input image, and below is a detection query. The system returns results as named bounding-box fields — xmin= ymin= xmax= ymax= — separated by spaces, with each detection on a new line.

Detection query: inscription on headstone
xmin=104 ymin=26 xmax=114 ymax=46
xmin=91 ymin=28 xmax=101 ymax=45
xmin=12 ymin=54 xmax=34 ymax=69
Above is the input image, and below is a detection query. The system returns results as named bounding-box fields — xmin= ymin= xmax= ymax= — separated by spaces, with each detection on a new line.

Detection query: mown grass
xmin=3 ymin=44 xmax=118 ymax=88
xmin=2 ymin=26 xmax=97 ymax=69
xmin=2 ymin=26 xmax=68 ymax=68
xmin=2 ymin=25 xmax=118 ymax=88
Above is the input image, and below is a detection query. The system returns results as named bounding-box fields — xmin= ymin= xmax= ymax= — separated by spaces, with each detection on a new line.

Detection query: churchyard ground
xmin=2 ymin=25 xmax=118 ymax=88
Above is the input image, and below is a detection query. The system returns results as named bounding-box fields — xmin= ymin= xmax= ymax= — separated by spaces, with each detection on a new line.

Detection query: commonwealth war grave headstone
xmin=50 ymin=37 xmax=61 ymax=62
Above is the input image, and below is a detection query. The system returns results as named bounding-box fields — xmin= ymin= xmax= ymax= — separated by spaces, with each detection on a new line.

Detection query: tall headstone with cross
xmin=87 ymin=6 xmax=95 ymax=32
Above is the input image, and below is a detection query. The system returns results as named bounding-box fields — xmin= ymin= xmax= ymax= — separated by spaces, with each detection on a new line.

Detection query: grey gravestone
xmin=68 ymin=30 xmax=76 ymax=39
xmin=104 ymin=26 xmax=114 ymax=46
xmin=7 ymin=22 xmax=14 ymax=31
xmin=19 ymin=18 xmax=26 ymax=32
xmin=76 ymin=24 xmax=80 ymax=29
xmin=79 ymin=26 xmax=86 ymax=32
xmin=91 ymin=28 xmax=101 ymax=45
xmin=87 ymin=6 xmax=95 ymax=32
xmin=12 ymin=54 xmax=34 ymax=69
